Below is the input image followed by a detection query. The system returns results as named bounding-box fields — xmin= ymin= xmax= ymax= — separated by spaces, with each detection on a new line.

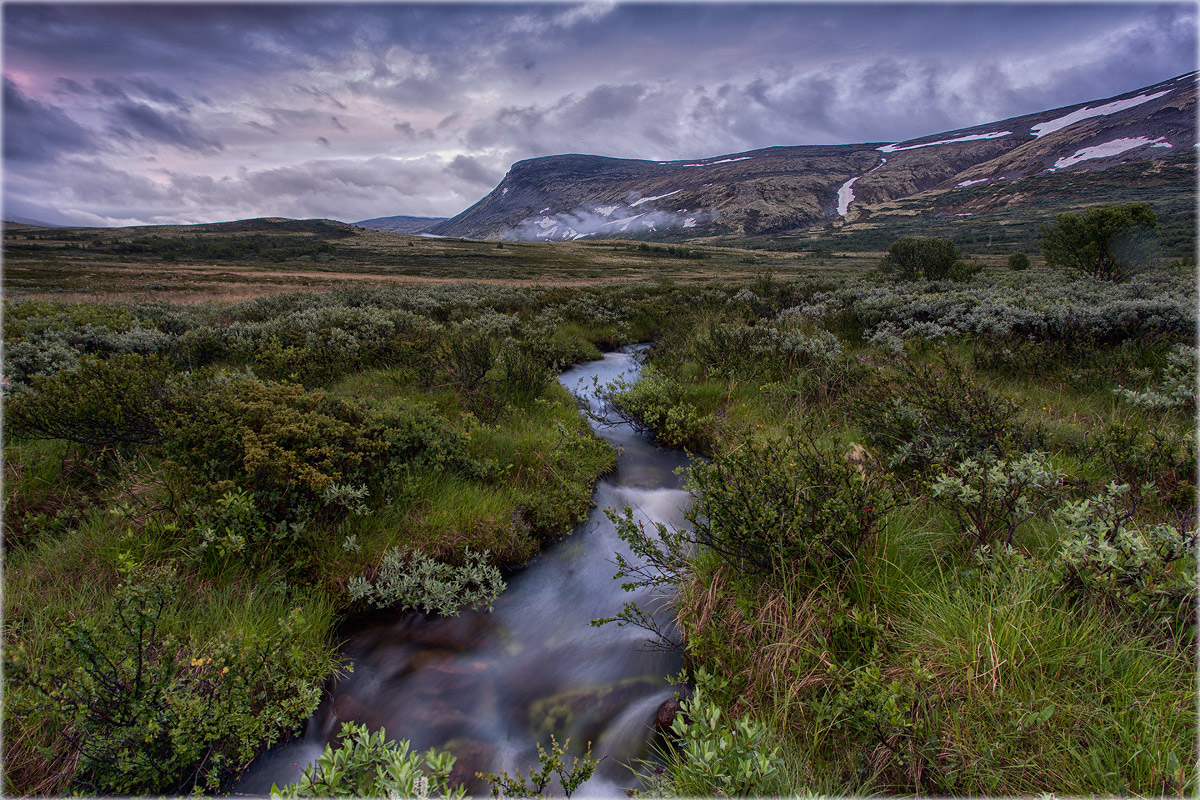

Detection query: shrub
xmin=1087 ymin=422 xmax=1196 ymax=511
xmin=1041 ymin=203 xmax=1159 ymax=282
xmin=879 ymin=237 xmax=973 ymax=281
xmin=5 ymin=572 xmax=333 ymax=795
xmin=347 ymin=546 xmax=505 ymax=616
xmin=685 ymin=432 xmax=891 ymax=577
xmin=600 ymin=366 xmax=713 ymax=451
xmin=645 ymin=669 xmax=783 ymax=797
xmin=271 ymin=722 xmax=464 ymax=799
xmin=930 ymin=452 xmax=1061 ymax=548
xmin=1007 ymin=252 xmax=1031 ymax=271
xmin=164 ymin=374 xmax=392 ymax=523
xmin=5 ymin=353 xmax=172 ymax=451
xmin=477 ymin=734 xmax=598 ymax=799
xmin=1054 ymin=483 xmax=1196 ymax=632
xmin=1113 ymin=343 xmax=1197 ymax=410
xmin=497 ymin=332 xmax=558 ymax=407
xmin=854 ymin=359 xmax=1033 ymax=474
xmin=822 ymin=658 xmax=941 ymax=789
xmin=592 ymin=506 xmax=694 ymax=650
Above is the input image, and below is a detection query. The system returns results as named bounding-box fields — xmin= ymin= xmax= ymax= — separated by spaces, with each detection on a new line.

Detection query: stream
xmin=236 ymin=347 xmax=690 ymax=796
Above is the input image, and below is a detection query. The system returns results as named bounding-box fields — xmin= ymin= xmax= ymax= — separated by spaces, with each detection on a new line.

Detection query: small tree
xmin=1007 ymin=252 xmax=1030 ymax=271
xmin=1040 ymin=203 xmax=1158 ymax=281
xmin=879 ymin=237 xmax=971 ymax=281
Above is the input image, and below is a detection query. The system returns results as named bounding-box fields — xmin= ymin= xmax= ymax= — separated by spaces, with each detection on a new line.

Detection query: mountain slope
xmin=430 ymin=72 xmax=1196 ymax=241
xmin=354 ymin=215 xmax=447 ymax=234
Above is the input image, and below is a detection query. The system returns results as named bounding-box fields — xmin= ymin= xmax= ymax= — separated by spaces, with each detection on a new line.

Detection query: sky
xmin=3 ymin=2 xmax=1196 ymax=227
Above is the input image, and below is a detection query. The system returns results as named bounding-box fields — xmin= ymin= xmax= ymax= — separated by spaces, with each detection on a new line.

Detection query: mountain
xmin=431 ymin=72 xmax=1196 ymax=241
xmin=354 ymin=215 xmax=447 ymax=234
xmin=3 ymin=216 xmax=62 ymax=228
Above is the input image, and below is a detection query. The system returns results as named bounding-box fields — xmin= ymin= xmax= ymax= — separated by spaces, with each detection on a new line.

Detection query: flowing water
xmin=237 ymin=348 xmax=690 ymax=796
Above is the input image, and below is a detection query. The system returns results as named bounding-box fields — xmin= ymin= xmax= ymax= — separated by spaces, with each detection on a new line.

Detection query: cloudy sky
xmin=3 ymin=2 xmax=1196 ymax=227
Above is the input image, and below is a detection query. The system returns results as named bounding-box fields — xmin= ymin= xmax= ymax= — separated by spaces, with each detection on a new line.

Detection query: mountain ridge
xmin=429 ymin=71 xmax=1197 ymax=241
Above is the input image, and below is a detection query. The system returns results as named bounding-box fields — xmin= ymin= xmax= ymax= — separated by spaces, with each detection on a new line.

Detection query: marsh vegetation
xmin=2 ymin=220 xmax=1195 ymax=797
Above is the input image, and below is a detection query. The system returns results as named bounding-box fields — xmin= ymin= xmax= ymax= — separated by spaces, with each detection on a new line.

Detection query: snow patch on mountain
xmin=957 ymin=178 xmax=989 ymax=187
xmin=630 ymin=189 xmax=683 ymax=207
xmin=1053 ymin=137 xmax=1171 ymax=169
xmin=878 ymin=131 xmax=1012 ymax=153
xmin=675 ymin=156 xmax=755 ymax=167
xmin=1031 ymin=90 xmax=1172 ymax=137
xmin=836 ymin=177 xmax=860 ymax=217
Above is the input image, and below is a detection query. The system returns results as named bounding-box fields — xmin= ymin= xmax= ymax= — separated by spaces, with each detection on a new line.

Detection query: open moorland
xmin=2 ymin=216 xmax=1196 ymax=797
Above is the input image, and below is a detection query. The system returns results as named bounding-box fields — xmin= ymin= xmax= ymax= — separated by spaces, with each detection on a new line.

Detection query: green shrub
xmin=1041 ymin=203 xmax=1159 ymax=282
xmin=477 ymin=734 xmax=598 ymax=799
xmin=821 ymin=658 xmax=942 ymax=790
xmin=272 ymin=722 xmax=463 ymax=798
xmin=1113 ymin=343 xmax=1197 ymax=410
xmin=601 ymin=366 xmax=713 ymax=450
xmin=348 ymin=546 xmax=505 ymax=616
xmin=1054 ymin=483 xmax=1196 ymax=633
xmin=5 ymin=571 xmax=333 ymax=795
xmin=645 ymin=669 xmax=783 ymax=797
xmin=164 ymin=374 xmax=391 ymax=523
xmin=930 ymin=452 xmax=1061 ymax=548
xmin=1087 ymin=422 xmax=1196 ymax=510
xmin=854 ymin=359 xmax=1033 ymax=474
xmin=5 ymin=354 xmax=173 ymax=450
xmin=686 ymin=432 xmax=891 ymax=577
xmin=1007 ymin=252 xmax=1031 ymax=271
xmin=165 ymin=374 xmax=486 ymax=531
xmin=592 ymin=506 xmax=694 ymax=649
xmin=879 ymin=237 xmax=974 ymax=281
xmin=498 ymin=332 xmax=558 ymax=407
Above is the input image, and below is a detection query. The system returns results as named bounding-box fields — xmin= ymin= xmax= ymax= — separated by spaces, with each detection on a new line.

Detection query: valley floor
xmin=2 ymin=251 xmax=1195 ymax=796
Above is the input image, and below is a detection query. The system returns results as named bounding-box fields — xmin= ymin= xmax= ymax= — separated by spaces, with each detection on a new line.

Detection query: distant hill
xmin=3 ymin=216 xmax=62 ymax=228
xmin=430 ymin=72 xmax=1197 ymax=241
xmin=354 ymin=215 xmax=447 ymax=234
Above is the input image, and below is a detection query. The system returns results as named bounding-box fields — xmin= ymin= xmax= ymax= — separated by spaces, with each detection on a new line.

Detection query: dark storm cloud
xmin=247 ymin=121 xmax=280 ymax=136
xmin=54 ymin=77 xmax=87 ymax=95
xmin=93 ymin=78 xmax=127 ymax=98
xmin=127 ymin=77 xmax=190 ymax=110
xmin=3 ymin=78 xmax=97 ymax=163
xmin=448 ymin=154 xmax=501 ymax=187
xmin=2 ymin=2 xmax=1196 ymax=225
xmin=295 ymin=84 xmax=348 ymax=110
xmin=108 ymin=101 xmax=222 ymax=153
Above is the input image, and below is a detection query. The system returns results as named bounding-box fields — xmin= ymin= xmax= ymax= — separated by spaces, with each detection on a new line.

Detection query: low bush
xmin=879 ymin=237 xmax=974 ymax=281
xmin=645 ymin=669 xmax=784 ymax=797
xmin=853 ymin=358 xmax=1034 ymax=475
xmin=272 ymin=722 xmax=463 ymax=799
xmin=164 ymin=374 xmax=392 ymax=524
xmin=930 ymin=452 xmax=1061 ymax=548
xmin=1113 ymin=342 xmax=1197 ymax=410
xmin=1007 ymin=252 xmax=1031 ymax=271
xmin=478 ymin=734 xmax=598 ymax=799
xmin=1054 ymin=483 xmax=1196 ymax=635
xmin=5 ymin=571 xmax=334 ymax=795
xmin=347 ymin=546 xmax=505 ymax=616
xmin=600 ymin=366 xmax=713 ymax=451
xmin=685 ymin=432 xmax=891 ymax=578
xmin=5 ymin=353 xmax=173 ymax=452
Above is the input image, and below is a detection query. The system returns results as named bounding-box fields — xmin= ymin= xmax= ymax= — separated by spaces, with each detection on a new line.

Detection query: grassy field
xmin=2 ymin=220 xmax=873 ymax=304
xmin=2 ymin=221 xmax=1195 ymax=797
